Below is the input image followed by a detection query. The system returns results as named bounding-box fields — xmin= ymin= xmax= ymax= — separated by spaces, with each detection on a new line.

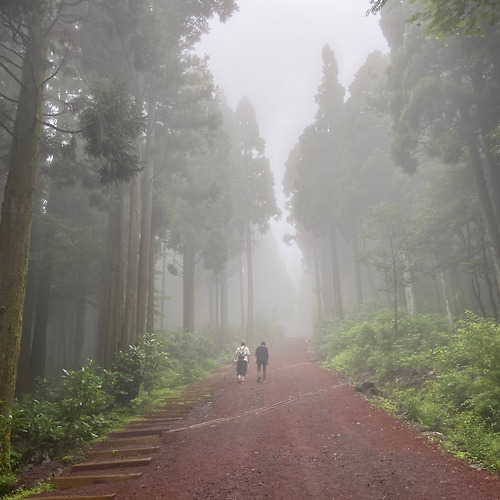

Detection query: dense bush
xmin=7 ymin=330 xmax=218 ymax=477
xmin=313 ymin=309 xmax=500 ymax=470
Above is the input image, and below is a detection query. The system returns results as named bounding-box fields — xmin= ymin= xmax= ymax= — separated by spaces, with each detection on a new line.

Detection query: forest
xmin=1 ymin=0 xmax=500 ymax=493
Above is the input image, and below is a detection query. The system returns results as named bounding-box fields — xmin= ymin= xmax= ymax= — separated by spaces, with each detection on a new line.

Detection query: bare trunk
xmin=437 ymin=269 xmax=453 ymax=324
xmin=16 ymin=196 xmax=43 ymax=395
xmin=160 ymin=247 xmax=167 ymax=330
xmin=352 ymin=229 xmax=363 ymax=303
xmin=104 ymin=191 xmax=125 ymax=367
xmin=239 ymin=252 xmax=245 ymax=327
xmin=30 ymin=244 xmax=52 ymax=379
xmin=183 ymin=247 xmax=196 ymax=334
xmin=329 ymin=225 xmax=343 ymax=320
xmin=123 ymin=178 xmax=141 ymax=347
xmin=220 ymin=266 xmax=228 ymax=348
xmin=73 ymin=263 xmax=88 ymax=367
xmin=313 ymin=240 xmax=323 ymax=322
xmin=246 ymin=221 xmax=254 ymax=343
xmin=0 ymin=23 xmax=48 ymax=473
xmin=461 ymin=103 xmax=500 ymax=294
xmin=402 ymin=252 xmax=416 ymax=315
xmin=146 ymin=229 xmax=155 ymax=334
xmin=137 ymin=93 xmax=156 ymax=338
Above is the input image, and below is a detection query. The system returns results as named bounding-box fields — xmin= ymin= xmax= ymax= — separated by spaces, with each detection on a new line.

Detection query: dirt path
xmin=29 ymin=336 xmax=500 ymax=499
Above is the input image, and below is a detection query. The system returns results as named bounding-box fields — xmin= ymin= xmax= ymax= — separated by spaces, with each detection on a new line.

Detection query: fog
xmin=196 ymin=0 xmax=389 ymax=275
xmin=5 ymin=0 xmax=500 ymax=388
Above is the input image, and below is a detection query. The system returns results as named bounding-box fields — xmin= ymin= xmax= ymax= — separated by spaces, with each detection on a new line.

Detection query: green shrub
xmin=12 ymin=362 xmax=113 ymax=465
xmin=8 ymin=329 xmax=221 ymax=483
xmin=317 ymin=308 xmax=500 ymax=470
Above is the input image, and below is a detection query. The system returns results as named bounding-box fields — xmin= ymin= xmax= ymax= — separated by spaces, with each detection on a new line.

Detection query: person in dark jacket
xmin=255 ymin=341 xmax=269 ymax=382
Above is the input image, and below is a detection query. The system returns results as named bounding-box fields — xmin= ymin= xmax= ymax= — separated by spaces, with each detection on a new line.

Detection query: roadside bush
xmin=317 ymin=309 xmax=500 ymax=470
xmin=12 ymin=361 xmax=113 ymax=466
xmin=322 ymin=310 xmax=449 ymax=385
xmin=8 ymin=329 xmax=220 ymax=482
xmin=107 ymin=333 xmax=168 ymax=404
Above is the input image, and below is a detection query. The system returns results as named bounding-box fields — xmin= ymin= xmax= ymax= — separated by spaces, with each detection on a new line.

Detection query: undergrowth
xmin=310 ymin=308 xmax=500 ymax=471
xmin=0 ymin=329 xmax=220 ymax=498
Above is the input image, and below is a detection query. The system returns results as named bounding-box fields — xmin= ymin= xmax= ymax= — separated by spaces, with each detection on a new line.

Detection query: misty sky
xmin=196 ymin=0 xmax=389 ymax=269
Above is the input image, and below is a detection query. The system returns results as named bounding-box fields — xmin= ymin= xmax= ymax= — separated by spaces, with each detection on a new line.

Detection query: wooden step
xmin=71 ymin=457 xmax=152 ymax=471
xmin=147 ymin=409 xmax=190 ymax=416
xmin=128 ymin=418 xmax=180 ymax=426
xmin=107 ymin=428 xmax=165 ymax=439
xmin=52 ymin=473 xmax=142 ymax=489
xmin=92 ymin=436 xmax=162 ymax=449
xmin=144 ymin=411 xmax=183 ymax=419
xmin=87 ymin=446 xmax=159 ymax=459
xmin=30 ymin=495 xmax=117 ymax=500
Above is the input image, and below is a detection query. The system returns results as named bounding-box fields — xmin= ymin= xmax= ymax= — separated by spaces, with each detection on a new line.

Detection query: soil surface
xmin=21 ymin=336 xmax=500 ymax=499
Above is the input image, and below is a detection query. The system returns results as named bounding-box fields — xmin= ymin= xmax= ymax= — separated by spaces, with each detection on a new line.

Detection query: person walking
xmin=234 ymin=341 xmax=250 ymax=383
xmin=255 ymin=341 xmax=269 ymax=382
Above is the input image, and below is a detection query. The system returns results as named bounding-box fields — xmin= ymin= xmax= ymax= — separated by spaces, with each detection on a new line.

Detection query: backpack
xmin=237 ymin=347 xmax=246 ymax=360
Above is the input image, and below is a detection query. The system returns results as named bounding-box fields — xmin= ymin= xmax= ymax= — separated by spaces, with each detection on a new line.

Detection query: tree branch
xmin=0 ymin=90 xmax=17 ymax=103
xmin=0 ymin=54 xmax=23 ymax=71
xmin=0 ymin=60 xmax=23 ymax=86
xmin=39 ymin=119 xmax=81 ymax=134
xmin=0 ymin=117 xmax=14 ymax=138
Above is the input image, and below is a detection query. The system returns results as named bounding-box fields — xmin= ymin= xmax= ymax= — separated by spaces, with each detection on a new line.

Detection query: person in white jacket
xmin=234 ymin=341 xmax=250 ymax=383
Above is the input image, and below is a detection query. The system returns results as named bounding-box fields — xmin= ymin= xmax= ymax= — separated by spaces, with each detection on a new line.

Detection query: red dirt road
xmin=31 ymin=336 xmax=500 ymax=499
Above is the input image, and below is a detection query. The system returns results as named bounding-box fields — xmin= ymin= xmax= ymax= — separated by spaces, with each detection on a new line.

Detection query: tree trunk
xmin=246 ymin=221 xmax=254 ymax=343
xmin=123 ymin=178 xmax=141 ymax=347
xmin=313 ymin=240 xmax=323 ymax=322
xmin=136 ymin=93 xmax=156 ymax=338
xmin=30 ymin=240 xmax=53 ymax=380
xmin=402 ymin=252 xmax=416 ymax=315
xmin=239 ymin=252 xmax=245 ymax=327
xmin=160 ymin=246 xmax=167 ymax=330
xmin=0 ymin=23 xmax=48 ymax=474
xmin=437 ymin=269 xmax=453 ymax=324
xmin=220 ymin=266 xmax=228 ymax=349
xmin=16 ymin=197 xmax=43 ymax=396
xmin=104 ymin=191 xmax=125 ymax=367
xmin=329 ymin=225 xmax=343 ymax=320
xmin=146 ymin=229 xmax=155 ymax=334
xmin=208 ymin=275 xmax=215 ymax=328
xmin=352 ymin=228 xmax=363 ymax=304
xmin=73 ymin=262 xmax=88 ymax=367
xmin=183 ymin=246 xmax=196 ymax=334
xmin=460 ymin=103 xmax=500 ymax=294
xmin=320 ymin=238 xmax=334 ymax=316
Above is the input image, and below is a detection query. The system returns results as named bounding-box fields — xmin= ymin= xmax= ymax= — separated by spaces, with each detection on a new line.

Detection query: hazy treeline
xmin=285 ymin=0 xmax=500 ymax=325
xmin=0 ymin=0 xmax=287 ymax=476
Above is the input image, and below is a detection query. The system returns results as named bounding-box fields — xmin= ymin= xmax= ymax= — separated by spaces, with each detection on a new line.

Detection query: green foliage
xmin=6 ymin=330 xmax=219 ymax=490
xmin=79 ymin=80 xmax=145 ymax=185
xmin=0 ymin=481 xmax=51 ymax=499
xmin=368 ymin=0 xmax=500 ymax=38
xmin=0 ymin=472 xmax=17 ymax=497
xmin=321 ymin=309 xmax=449 ymax=383
xmin=317 ymin=309 xmax=500 ymax=469
xmin=108 ymin=333 xmax=168 ymax=404
xmin=157 ymin=329 xmax=217 ymax=386
xmin=12 ymin=362 xmax=114 ymax=466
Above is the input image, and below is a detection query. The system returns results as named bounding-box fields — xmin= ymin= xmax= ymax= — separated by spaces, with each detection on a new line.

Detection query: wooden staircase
xmin=25 ymin=370 xmax=229 ymax=499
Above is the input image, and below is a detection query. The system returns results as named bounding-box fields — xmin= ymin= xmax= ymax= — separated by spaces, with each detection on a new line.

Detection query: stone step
xmin=92 ymin=436 xmax=162 ymax=449
xmin=71 ymin=457 xmax=152 ymax=472
xmin=52 ymin=473 xmax=142 ymax=490
xmin=87 ymin=446 xmax=159 ymax=459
